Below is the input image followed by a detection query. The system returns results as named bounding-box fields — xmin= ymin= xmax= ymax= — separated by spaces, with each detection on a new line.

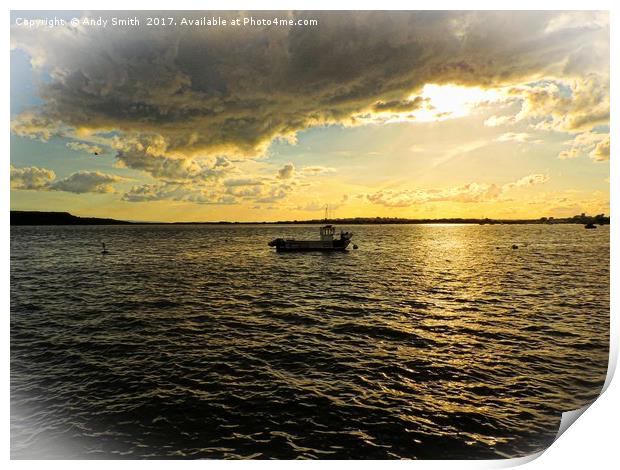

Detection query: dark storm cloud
xmin=372 ymin=96 xmax=426 ymax=113
xmin=11 ymin=11 xmax=609 ymax=177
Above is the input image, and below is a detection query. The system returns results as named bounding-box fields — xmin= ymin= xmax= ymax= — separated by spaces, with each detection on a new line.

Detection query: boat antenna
xmin=325 ymin=204 xmax=328 ymax=222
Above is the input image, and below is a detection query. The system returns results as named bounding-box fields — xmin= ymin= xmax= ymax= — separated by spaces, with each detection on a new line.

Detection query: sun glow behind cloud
xmin=416 ymin=84 xmax=503 ymax=121
xmin=371 ymin=84 xmax=506 ymax=125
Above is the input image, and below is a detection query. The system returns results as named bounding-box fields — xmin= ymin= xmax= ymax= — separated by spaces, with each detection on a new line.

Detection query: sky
xmin=10 ymin=11 xmax=610 ymax=222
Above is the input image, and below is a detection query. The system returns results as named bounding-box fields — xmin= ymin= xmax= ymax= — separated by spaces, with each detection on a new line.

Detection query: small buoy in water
xmin=101 ymin=242 xmax=109 ymax=255
xmin=353 ymin=244 xmax=359 ymax=250
xmin=511 ymin=244 xmax=518 ymax=250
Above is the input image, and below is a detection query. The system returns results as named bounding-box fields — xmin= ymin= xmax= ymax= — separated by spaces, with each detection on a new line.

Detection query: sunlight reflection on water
xmin=11 ymin=224 xmax=609 ymax=459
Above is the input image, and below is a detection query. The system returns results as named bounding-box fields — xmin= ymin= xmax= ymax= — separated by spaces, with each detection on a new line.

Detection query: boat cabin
xmin=320 ymin=224 xmax=335 ymax=241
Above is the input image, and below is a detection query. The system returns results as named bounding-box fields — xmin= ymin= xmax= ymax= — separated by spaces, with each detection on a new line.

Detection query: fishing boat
xmin=268 ymin=206 xmax=355 ymax=252
xmin=268 ymin=224 xmax=353 ymax=252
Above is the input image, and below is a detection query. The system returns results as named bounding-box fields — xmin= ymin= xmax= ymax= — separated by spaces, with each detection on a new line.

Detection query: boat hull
xmin=268 ymin=238 xmax=351 ymax=252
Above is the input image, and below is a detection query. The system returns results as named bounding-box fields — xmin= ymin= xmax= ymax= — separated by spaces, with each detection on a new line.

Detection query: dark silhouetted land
xmin=11 ymin=211 xmax=133 ymax=225
xmin=10 ymin=211 xmax=610 ymax=226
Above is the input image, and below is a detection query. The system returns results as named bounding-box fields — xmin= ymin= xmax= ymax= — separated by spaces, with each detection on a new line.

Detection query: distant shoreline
xmin=10 ymin=210 xmax=611 ymax=226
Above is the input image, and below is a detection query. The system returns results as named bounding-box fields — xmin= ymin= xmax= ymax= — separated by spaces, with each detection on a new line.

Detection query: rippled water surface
xmin=11 ymin=224 xmax=609 ymax=459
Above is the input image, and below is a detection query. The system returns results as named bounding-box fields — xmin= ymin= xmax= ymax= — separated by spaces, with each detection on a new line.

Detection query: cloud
xmin=367 ymin=173 xmax=549 ymax=207
xmin=10 ymin=165 xmax=124 ymax=193
xmin=122 ymin=173 xmax=297 ymax=205
xmin=503 ymin=173 xmax=550 ymax=190
xmin=10 ymin=165 xmax=56 ymax=190
xmin=253 ymin=183 xmax=294 ymax=203
xmin=277 ymin=163 xmax=295 ymax=180
xmin=590 ymin=135 xmax=610 ymax=162
xmin=511 ymin=76 xmax=609 ymax=133
xmin=111 ymin=135 xmax=238 ymax=181
xmin=558 ymin=147 xmax=579 ymax=160
xmin=372 ymin=96 xmax=426 ymax=113
xmin=10 ymin=112 xmax=65 ymax=141
xmin=114 ymin=141 xmax=237 ymax=184
xmin=121 ymin=182 xmax=237 ymax=204
xmin=10 ymin=11 xmax=609 ymax=182
xmin=535 ymin=188 xmax=609 ymax=217
xmin=485 ymin=76 xmax=609 ymax=164
xmin=484 ymin=115 xmax=514 ymax=127
xmin=224 ymin=181 xmax=265 ymax=198
xmin=558 ymin=132 xmax=609 ymax=161
xmin=300 ymin=166 xmax=337 ymax=175
xmin=50 ymin=171 xmax=125 ymax=193
xmin=495 ymin=132 xmax=542 ymax=144
xmin=223 ymin=177 xmax=265 ymax=187
xmin=227 ymin=178 xmax=296 ymax=203
xmin=66 ymin=141 xmax=104 ymax=155
xmin=367 ymin=184 xmax=500 ymax=207
xmin=295 ymin=200 xmax=341 ymax=212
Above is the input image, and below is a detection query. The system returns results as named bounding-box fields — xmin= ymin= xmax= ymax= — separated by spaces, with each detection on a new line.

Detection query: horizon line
xmin=9 ymin=210 xmax=610 ymax=226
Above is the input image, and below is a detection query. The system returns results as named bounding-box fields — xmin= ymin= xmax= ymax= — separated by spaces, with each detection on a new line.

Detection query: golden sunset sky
xmin=10 ymin=11 xmax=609 ymax=222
